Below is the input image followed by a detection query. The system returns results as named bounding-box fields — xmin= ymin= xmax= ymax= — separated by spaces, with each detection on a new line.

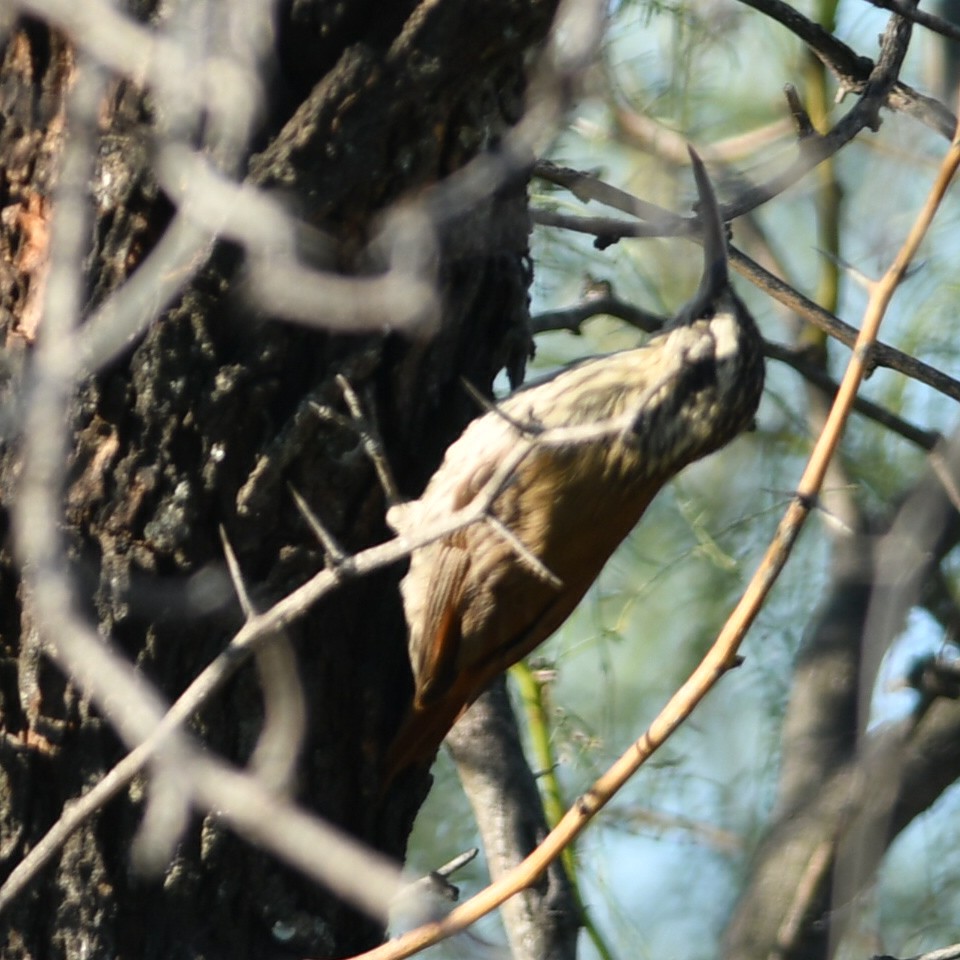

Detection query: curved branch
xmin=738 ymin=0 xmax=956 ymax=139
xmin=531 ymin=206 xmax=960 ymax=406
xmin=865 ymin=0 xmax=960 ymax=43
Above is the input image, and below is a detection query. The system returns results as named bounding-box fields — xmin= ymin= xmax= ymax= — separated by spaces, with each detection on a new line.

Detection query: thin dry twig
xmin=343 ymin=94 xmax=960 ymax=960
xmin=531 ymin=297 xmax=940 ymax=450
xmin=738 ymin=0 xmax=955 ymax=138
xmin=531 ymin=209 xmax=960 ymax=408
xmin=0 ymin=378 xmax=679 ymax=914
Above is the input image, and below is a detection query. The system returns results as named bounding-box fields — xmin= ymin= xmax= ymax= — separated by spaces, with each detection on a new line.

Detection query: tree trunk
xmin=0 ymin=2 xmax=559 ymax=956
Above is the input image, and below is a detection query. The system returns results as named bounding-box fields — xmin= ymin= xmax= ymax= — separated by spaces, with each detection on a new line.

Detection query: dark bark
xmin=0 ymin=2 xmax=559 ymax=957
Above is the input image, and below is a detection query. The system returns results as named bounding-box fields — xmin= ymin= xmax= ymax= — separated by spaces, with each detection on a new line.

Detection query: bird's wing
xmin=409 ymin=541 xmax=471 ymax=706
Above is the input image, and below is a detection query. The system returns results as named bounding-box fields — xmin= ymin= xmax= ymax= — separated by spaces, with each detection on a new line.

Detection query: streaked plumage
xmin=386 ymin=149 xmax=764 ymax=778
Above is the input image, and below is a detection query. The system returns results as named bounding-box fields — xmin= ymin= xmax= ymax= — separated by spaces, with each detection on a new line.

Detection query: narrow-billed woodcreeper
xmin=386 ymin=148 xmax=764 ymax=777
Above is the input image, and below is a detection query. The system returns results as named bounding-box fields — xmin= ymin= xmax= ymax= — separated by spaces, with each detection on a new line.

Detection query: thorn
xmin=335 ymin=375 xmax=402 ymax=506
xmin=434 ymin=847 xmax=479 ymax=879
xmin=790 ymin=491 xmax=855 ymax=535
xmin=219 ymin=526 xmax=255 ymax=619
xmin=460 ymin=377 xmax=544 ymax=437
xmin=485 ymin=514 xmax=562 ymax=588
xmin=288 ymin=484 xmax=347 ymax=569
xmin=783 ymin=83 xmax=816 ymax=139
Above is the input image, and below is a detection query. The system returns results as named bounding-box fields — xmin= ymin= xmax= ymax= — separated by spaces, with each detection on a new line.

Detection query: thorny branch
xmin=0 ymin=348 xmax=704 ymax=915
xmin=739 ymin=0 xmax=956 ymax=137
xmin=345 ymin=79 xmax=960 ymax=960
xmin=532 ymin=29 xmax=960 ymax=410
xmin=531 ymin=297 xmax=941 ymax=450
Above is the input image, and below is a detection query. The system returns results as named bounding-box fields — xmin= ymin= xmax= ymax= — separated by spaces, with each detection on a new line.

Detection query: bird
xmin=385 ymin=147 xmax=764 ymax=780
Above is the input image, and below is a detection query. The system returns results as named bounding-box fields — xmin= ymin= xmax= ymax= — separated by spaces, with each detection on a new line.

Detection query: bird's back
xmin=383 ymin=148 xmax=765 ymax=779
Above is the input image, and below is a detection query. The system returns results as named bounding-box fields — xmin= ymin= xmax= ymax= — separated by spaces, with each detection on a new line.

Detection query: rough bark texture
xmin=0 ymin=2 xmax=559 ymax=957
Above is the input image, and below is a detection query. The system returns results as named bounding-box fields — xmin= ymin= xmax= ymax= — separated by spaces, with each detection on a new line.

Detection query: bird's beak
xmin=682 ymin=146 xmax=729 ymax=320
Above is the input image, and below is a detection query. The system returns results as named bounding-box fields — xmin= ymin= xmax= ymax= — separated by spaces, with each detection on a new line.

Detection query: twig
xmin=738 ymin=0 xmax=956 ymax=139
xmin=529 ymin=295 xmax=665 ymax=336
xmin=531 ymin=297 xmax=940 ymax=450
xmin=731 ymin=248 xmax=960 ymax=406
xmin=336 ymin=374 xmax=402 ymax=506
xmin=289 ymin=484 xmax=347 ymax=568
xmin=342 ymin=87 xmax=960 ymax=960
xmin=534 ymin=159 xmax=675 ymax=224
xmin=763 ymin=342 xmax=940 ymax=450
xmin=0 ymin=372 xmax=673 ymax=914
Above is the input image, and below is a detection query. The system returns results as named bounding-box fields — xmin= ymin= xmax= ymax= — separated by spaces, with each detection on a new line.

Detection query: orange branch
xmin=348 ymin=126 xmax=960 ymax=960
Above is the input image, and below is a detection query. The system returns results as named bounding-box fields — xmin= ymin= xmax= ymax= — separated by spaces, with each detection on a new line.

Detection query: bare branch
xmin=447 ymin=680 xmax=580 ymax=960
xmin=531 ymin=296 xmax=941 ymax=450
xmin=739 ymin=0 xmax=956 ymax=139
xmin=346 ymin=99 xmax=960 ymax=960
xmin=531 ymin=205 xmax=960 ymax=407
